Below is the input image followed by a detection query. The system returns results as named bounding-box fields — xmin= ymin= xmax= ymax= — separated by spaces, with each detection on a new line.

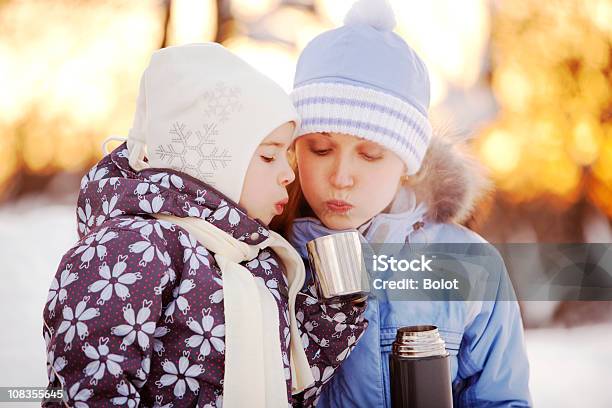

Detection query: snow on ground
xmin=0 ymin=196 xmax=610 ymax=407
xmin=0 ymin=196 xmax=78 ymax=407
xmin=525 ymin=323 xmax=612 ymax=407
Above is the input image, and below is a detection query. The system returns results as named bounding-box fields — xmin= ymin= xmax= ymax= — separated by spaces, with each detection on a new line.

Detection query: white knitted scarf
xmin=154 ymin=214 xmax=314 ymax=407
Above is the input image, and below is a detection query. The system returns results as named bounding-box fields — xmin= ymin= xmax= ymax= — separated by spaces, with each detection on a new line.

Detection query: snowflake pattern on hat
xmin=154 ymin=82 xmax=243 ymax=187
xmin=155 ymin=122 xmax=232 ymax=186
xmin=202 ymin=82 xmax=243 ymax=123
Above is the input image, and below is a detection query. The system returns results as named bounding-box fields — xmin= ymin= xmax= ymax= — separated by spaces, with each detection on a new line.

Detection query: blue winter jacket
xmin=288 ymin=134 xmax=532 ymax=407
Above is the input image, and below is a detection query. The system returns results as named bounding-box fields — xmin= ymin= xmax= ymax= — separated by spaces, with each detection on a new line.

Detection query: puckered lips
xmin=325 ymin=199 xmax=354 ymax=214
xmin=274 ymin=198 xmax=289 ymax=215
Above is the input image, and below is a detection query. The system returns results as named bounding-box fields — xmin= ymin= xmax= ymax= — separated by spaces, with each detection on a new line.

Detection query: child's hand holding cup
xmin=306 ymin=231 xmax=370 ymax=304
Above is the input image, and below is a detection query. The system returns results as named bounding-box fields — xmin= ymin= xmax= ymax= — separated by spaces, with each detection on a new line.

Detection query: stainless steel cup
xmin=306 ymin=231 xmax=370 ymax=303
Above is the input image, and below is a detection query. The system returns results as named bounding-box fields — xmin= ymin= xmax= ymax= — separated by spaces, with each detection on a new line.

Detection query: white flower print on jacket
xmin=329 ymin=311 xmax=349 ymax=339
xmin=118 ymin=216 xmax=173 ymax=243
xmin=57 ymin=296 xmax=100 ymax=351
xmin=96 ymin=194 xmax=123 ymax=226
xmin=296 ymin=309 xmax=311 ymax=350
xmin=185 ymin=308 xmax=225 ymax=360
xmin=134 ymin=357 xmax=151 ymax=388
xmin=203 ymin=393 xmax=223 ymax=408
xmin=111 ymin=380 xmax=140 ymax=407
xmin=97 ymin=175 xmax=121 ymax=193
xmin=303 ymin=365 xmax=334 ymax=402
xmin=164 ymin=279 xmax=197 ymax=322
xmin=148 ymin=172 xmax=184 ymax=190
xmin=139 ymin=194 xmax=165 ymax=214
xmin=88 ymin=255 xmax=142 ymax=305
xmin=183 ymin=201 xmax=212 ymax=219
xmin=46 ymin=263 xmax=78 ymax=317
xmin=80 ymin=165 xmax=109 ymax=191
xmin=128 ymin=239 xmax=157 ymax=267
xmin=111 ymin=300 xmax=156 ymax=351
xmin=246 ymin=249 xmax=278 ymax=274
xmin=64 ymin=380 xmax=93 ymax=408
xmin=78 ymin=198 xmax=95 ymax=235
xmin=153 ymin=326 xmax=171 ymax=357
xmin=155 ymin=351 xmax=204 ymax=399
xmin=336 ymin=334 xmax=357 ymax=362
xmin=134 ymin=181 xmax=160 ymax=197
xmin=72 ymin=227 xmax=118 ymax=269
xmin=179 ymin=231 xmax=211 ymax=274
xmin=82 ymin=337 xmax=125 ymax=385
xmin=152 ymin=394 xmax=173 ymax=408
xmin=208 ymin=276 xmax=223 ymax=304
xmin=155 ymin=264 xmax=177 ymax=296
xmin=211 ymin=199 xmax=240 ymax=227
xmin=46 ymin=343 xmax=67 ymax=385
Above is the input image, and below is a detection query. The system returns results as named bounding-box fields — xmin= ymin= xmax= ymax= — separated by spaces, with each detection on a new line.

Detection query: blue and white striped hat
xmin=291 ymin=0 xmax=432 ymax=175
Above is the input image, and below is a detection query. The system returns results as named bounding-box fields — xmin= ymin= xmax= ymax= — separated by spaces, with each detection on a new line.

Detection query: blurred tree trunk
xmin=160 ymin=0 xmax=172 ymax=49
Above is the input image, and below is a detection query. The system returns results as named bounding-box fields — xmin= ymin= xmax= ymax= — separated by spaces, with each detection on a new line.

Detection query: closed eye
xmin=312 ymin=148 xmax=331 ymax=156
xmin=361 ymin=152 xmax=383 ymax=161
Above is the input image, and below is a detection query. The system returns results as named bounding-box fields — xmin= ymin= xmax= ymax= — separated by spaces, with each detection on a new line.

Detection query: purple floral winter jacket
xmin=43 ymin=143 xmax=367 ymax=407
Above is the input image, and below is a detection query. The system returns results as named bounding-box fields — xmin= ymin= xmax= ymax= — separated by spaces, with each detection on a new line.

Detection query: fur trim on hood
xmin=407 ymin=124 xmax=493 ymax=225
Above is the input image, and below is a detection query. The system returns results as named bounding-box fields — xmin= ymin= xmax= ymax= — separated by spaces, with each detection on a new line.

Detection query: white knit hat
xmin=127 ymin=43 xmax=299 ymax=202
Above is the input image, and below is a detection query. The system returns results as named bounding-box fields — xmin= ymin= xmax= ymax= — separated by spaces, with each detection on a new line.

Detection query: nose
xmin=329 ymin=156 xmax=354 ymax=189
xmin=279 ymin=162 xmax=295 ymax=187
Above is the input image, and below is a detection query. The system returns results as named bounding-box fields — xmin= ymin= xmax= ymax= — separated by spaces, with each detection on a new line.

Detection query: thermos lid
xmin=392 ymin=325 xmax=449 ymax=358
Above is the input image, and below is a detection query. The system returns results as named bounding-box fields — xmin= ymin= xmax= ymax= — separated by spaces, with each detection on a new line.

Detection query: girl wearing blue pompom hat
xmin=276 ymin=0 xmax=532 ymax=406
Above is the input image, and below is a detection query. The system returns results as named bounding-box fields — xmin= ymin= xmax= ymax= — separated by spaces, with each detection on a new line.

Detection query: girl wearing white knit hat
xmin=43 ymin=43 xmax=368 ymax=408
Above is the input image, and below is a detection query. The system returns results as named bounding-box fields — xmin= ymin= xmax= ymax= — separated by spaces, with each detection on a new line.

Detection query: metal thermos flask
xmin=389 ymin=325 xmax=453 ymax=408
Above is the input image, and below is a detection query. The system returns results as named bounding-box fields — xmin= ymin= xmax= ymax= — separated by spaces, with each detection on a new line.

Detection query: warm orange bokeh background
xmin=1 ymin=0 xmax=610 ymax=223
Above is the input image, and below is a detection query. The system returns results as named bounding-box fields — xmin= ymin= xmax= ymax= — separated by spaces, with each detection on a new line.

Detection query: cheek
xmin=356 ymin=166 xmax=402 ymax=209
xmin=296 ymin=152 xmax=322 ymax=191
xmin=241 ymin=162 xmax=271 ymax=204
xmin=297 ymin=156 xmax=326 ymax=199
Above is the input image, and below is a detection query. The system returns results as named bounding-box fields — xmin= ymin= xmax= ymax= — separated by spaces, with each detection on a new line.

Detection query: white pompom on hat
xmin=344 ymin=0 xmax=397 ymax=30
